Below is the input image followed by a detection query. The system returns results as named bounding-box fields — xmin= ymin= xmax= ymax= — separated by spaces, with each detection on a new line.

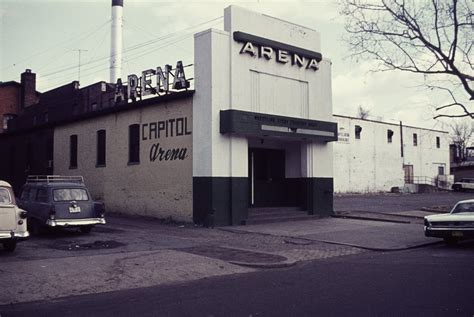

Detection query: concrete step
xmin=248 ymin=209 xmax=307 ymax=219
xmin=246 ymin=207 xmax=312 ymax=225
xmin=245 ymin=214 xmax=316 ymax=225
xmin=248 ymin=206 xmax=303 ymax=213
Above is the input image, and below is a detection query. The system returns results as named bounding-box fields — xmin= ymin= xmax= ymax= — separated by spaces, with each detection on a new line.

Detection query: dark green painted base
xmin=193 ymin=176 xmax=333 ymax=226
xmin=304 ymin=177 xmax=334 ymax=218
xmin=193 ymin=177 xmax=248 ymax=226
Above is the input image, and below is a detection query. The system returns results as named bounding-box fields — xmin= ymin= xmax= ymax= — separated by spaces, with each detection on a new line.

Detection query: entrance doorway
xmin=249 ymin=148 xmax=287 ymax=207
xmin=404 ymin=164 xmax=414 ymax=184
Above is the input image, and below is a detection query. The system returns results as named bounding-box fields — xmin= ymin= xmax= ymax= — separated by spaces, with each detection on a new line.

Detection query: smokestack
xmin=110 ymin=0 xmax=123 ymax=83
xmin=21 ymin=69 xmax=37 ymax=108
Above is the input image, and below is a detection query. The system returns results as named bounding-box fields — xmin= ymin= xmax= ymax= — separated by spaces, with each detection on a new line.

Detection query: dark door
xmin=404 ymin=165 xmax=414 ymax=184
xmin=249 ymin=148 xmax=287 ymax=207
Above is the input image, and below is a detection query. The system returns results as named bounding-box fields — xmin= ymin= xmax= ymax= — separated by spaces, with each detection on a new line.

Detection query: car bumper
xmin=46 ymin=218 xmax=106 ymax=227
xmin=0 ymin=230 xmax=29 ymax=241
xmin=424 ymin=226 xmax=474 ymax=239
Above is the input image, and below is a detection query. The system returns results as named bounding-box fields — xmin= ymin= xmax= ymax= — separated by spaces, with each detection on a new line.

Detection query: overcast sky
xmin=0 ymin=0 xmax=457 ymax=131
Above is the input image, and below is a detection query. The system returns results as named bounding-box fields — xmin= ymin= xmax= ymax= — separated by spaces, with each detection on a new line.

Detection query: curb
xmin=221 ymin=227 xmax=443 ymax=252
xmin=331 ymin=214 xmax=411 ymax=224
xmin=420 ymin=207 xmax=450 ymax=213
xmin=229 ymin=260 xmax=298 ymax=269
xmin=293 ymin=238 xmax=443 ymax=252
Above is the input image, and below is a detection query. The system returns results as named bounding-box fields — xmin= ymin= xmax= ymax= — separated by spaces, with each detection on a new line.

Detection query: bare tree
xmin=340 ymin=0 xmax=473 ymax=119
xmin=451 ymin=119 xmax=473 ymax=162
xmin=357 ymin=105 xmax=371 ymax=119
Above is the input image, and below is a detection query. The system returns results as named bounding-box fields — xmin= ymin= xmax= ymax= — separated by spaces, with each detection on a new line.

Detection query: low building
xmin=334 ymin=115 xmax=450 ymax=193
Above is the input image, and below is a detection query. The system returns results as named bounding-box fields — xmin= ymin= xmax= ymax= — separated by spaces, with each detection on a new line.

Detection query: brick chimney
xmin=21 ymin=69 xmax=37 ymax=108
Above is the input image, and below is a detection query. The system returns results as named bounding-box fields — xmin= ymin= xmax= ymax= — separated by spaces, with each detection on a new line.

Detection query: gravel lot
xmin=334 ymin=191 xmax=473 ymax=213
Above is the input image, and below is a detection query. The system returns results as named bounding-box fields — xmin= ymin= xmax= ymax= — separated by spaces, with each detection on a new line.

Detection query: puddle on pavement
xmin=50 ymin=240 xmax=125 ymax=251
xmin=177 ymin=245 xmax=287 ymax=263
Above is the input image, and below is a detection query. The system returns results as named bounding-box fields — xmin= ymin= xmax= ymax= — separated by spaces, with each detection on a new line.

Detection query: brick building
xmin=0 ymin=69 xmax=39 ymax=133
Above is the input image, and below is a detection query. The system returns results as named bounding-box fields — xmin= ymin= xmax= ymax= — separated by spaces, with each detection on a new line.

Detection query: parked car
xmin=0 ymin=180 xmax=29 ymax=252
xmin=451 ymin=178 xmax=474 ymax=191
xmin=424 ymin=199 xmax=474 ymax=244
xmin=18 ymin=175 xmax=105 ymax=234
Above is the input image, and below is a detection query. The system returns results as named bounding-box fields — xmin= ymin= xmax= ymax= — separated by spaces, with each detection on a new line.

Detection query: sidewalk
xmin=224 ymin=216 xmax=437 ymax=252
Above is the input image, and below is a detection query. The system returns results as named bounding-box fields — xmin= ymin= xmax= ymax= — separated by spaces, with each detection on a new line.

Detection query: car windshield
xmin=0 ymin=188 xmax=12 ymax=204
xmin=53 ymin=188 xmax=89 ymax=202
xmin=452 ymin=202 xmax=474 ymax=214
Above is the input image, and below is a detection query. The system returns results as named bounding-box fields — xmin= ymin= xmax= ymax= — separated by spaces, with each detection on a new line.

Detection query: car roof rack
xmin=26 ymin=175 xmax=84 ymax=184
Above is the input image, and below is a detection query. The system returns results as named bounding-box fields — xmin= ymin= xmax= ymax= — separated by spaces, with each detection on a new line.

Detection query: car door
xmin=26 ymin=187 xmax=41 ymax=221
xmin=0 ymin=186 xmax=17 ymax=232
xmin=17 ymin=187 xmax=30 ymax=214
xmin=35 ymin=187 xmax=51 ymax=221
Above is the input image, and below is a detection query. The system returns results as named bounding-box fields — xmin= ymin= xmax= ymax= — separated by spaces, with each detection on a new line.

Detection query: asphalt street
xmin=2 ymin=240 xmax=473 ymax=317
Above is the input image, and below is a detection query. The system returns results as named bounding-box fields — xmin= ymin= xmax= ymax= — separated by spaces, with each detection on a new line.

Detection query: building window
xmin=44 ymin=111 xmax=49 ymax=123
xmin=387 ymin=129 xmax=394 ymax=143
xmin=438 ymin=166 xmax=445 ymax=175
xmin=72 ymin=103 xmax=79 ymax=116
xmin=97 ymin=130 xmax=106 ymax=167
xmin=46 ymin=137 xmax=54 ymax=171
xmin=9 ymin=145 xmax=16 ymax=178
xmin=70 ymin=135 xmax=78 ymax=169
xmin=355 ymin=125 xmax=362 ymax=139
xmin=3 ymin=114 xmax=16 ymax=131
xmin=413 ymin=133 xmax=418 ymax=146
xmin=91 ymin=103 xmax=98 ymax=111
xmin=436 ymin=136 xmax=440 ymax=148
xmin=128 ymin=124 xmax=140 ymax=164
xmin=26 ymin=140 xmax=33 ymax=172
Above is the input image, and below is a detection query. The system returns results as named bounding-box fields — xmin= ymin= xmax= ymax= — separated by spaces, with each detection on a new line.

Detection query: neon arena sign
xmin=233 ymin=31 xmax=322 ymax=71
xmin=115 ymin=61 xmax=190 ymax=103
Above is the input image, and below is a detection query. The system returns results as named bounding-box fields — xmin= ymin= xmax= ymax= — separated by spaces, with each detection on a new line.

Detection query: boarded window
xmin=128 ymin=124 xmax=140 ymax=164
xmin=97 ymin=130 xmax=106 ymax=167
xmin=355 ymin=125 xmax=362 ymax=139
xmin=70 ymin=135 xmax=78 ymax=169
xmin=387 ymin=129 xmax=394 ymax=143
xmin=413 ymin=133 xmax=418 ymax=146
xmin=436 ymin=136 xmax=440 ymax=148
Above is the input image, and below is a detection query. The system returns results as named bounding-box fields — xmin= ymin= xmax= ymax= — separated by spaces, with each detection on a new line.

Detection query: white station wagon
xmin=0 ymin=180 xmax=29 ymax=252
xmin=451 ymin=178 xmax=474 ymax=191
xmin=424 ymin=199 xmax=474 ymax=244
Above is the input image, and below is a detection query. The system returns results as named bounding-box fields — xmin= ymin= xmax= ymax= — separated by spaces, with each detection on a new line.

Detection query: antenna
xmin=73 ymin=48 xmax=88 ymax=82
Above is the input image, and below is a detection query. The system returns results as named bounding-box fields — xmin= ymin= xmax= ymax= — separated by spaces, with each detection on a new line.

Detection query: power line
xmin=39 ymin=16 xmax=223 ymax=79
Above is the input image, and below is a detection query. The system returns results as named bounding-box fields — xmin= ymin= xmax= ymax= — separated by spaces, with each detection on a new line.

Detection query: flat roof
xmin=1 ymin=90 xmax=194 ymax=137
xmin=333 ymin=114 xmax=448 ymax=134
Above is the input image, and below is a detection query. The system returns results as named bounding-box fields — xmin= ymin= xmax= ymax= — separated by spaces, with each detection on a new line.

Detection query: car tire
xmin=3 ymin=240 xmax=17 ymax=252
xmin=443 ymin=237 xmax=458 ymax=245
xmin=80 ymin=226 xmax=92 ymax=234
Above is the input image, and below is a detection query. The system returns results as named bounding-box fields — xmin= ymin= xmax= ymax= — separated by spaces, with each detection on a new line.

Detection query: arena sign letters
xmin=233 ymin=31 xmax=322 ymax=71
xmin=141 ymin=116 xmax=192 ymax=163
xmin=114 ymin=61 xmax=190 ymax=103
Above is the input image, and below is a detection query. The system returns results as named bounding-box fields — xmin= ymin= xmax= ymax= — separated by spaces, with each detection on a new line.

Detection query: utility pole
xmin=73 ymin=49 xmax=88 ymax=83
